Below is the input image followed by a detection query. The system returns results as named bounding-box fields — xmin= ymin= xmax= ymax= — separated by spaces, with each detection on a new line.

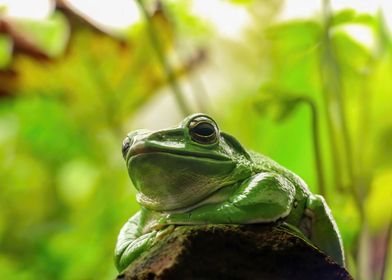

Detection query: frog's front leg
xmin=166 ymin=172 xmax=296 ymax=224
xmin=304 ymin=194 xmax=345 ymax=266
xmin=114 ymin=210 xmax=157 ymax=272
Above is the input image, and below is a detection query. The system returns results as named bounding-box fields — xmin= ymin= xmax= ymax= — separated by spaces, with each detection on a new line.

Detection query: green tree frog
xmin=115 ymin=113 xmax=344 ymax=271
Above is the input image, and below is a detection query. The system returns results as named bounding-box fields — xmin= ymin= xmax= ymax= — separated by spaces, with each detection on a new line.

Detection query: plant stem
xmin=297 ymin=96 xmax=326 ymax=198
xmin=256 ymin=90 xmax=326 ymax=197
xmin=320 ymin=0 xmax=348 ymax=192
xmin=136 ymin=0 xmax=191 ymax=116
xmin=321 ymin=0 xmax=367 ymax=279
xmin=320 ymin=0 xmax=362 ymax=210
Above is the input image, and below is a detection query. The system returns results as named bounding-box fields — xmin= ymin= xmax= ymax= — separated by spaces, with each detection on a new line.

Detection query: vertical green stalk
xmin=354 ymin=74 xmax=372 ymax=280
xmin=319 ymin=12 xmax=344 ymax=193
xmin=297 ymin=97 xmax=326 ymax=198
xmin=136 ymin=0 xmax=191 ymax=116
xmin=321 ymin=0 xmax=367 ymax=278
xmin=320 ymin=0 xmax=351 ymax=192
xmin=320 ymin=0 xmax=361 ymax=208
xmin=257 ymin=91 xmax=326 ymax=197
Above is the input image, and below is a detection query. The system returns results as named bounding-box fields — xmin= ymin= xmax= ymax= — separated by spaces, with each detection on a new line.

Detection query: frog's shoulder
xmin=248 ymin=151 xmax=278 ymax=170
xmin=248 ymin=151 xmax=311 ymax=196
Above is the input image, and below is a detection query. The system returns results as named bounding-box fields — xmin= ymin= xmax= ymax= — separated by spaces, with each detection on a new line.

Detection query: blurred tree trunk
xmin=115 ymin=224 xmax=352 ymax=280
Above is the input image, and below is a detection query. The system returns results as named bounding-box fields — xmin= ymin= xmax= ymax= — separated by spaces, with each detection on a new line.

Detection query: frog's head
xmin=122 ymin=113 xmax=253 ymax=211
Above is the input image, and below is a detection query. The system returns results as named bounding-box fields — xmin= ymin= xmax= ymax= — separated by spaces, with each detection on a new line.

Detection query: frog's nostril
xmin=127 ymin=129 xmax=150 ymax=141
xmin=122 ymin=137 xmax=133 ymax=159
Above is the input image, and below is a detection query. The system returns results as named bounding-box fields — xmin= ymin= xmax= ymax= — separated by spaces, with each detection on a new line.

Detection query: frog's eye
xmin=189 ymin=117 xmax=218 ymax=144
xmin=122 ymin=137 xmax=131 ymax=159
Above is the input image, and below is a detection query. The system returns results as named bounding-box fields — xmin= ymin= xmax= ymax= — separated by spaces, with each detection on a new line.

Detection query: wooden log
xmin=116 ymin=224 xmax=353 ymax=280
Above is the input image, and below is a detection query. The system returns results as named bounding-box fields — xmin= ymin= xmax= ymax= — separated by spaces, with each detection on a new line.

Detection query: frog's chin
xmin=127 ymin=152 xmax=237 ymax=211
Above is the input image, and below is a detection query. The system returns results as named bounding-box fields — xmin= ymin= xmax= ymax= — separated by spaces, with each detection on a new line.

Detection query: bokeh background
xmin=0 ymin=0 xmax=391 ymax=279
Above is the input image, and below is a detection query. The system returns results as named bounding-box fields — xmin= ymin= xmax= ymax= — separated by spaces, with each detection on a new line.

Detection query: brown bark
xmin=116 ymin=224 xmax=353 ymax=280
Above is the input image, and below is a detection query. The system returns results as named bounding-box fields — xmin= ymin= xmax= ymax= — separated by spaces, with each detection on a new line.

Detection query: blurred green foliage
xmin=0 ymin=1 xmax=391 ymax=279
xmin=0 ymin=35 xmax=12 ymax=68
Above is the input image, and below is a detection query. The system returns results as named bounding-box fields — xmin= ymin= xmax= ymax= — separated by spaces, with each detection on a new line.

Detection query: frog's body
xmin=115 ymin=114 xmax=344 ymax=272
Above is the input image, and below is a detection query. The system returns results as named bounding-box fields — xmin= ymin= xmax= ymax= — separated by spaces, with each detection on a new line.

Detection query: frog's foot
xmin=115 ymin=211 xmax=161 ymax=272
xmin=155 ymin=224 xmax=175 ymax=241
xmin=115 ymin=231 xmax=157 ymax=272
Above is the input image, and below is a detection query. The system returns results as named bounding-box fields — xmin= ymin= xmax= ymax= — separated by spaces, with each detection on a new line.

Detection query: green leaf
xmin=374 ymin=11 xmax=392 ymax=56
xmin=332 ymin=31 xmax=372 ymax=76
xmin=331 ymin=9 xmax=374 ymax=27
xmin=254 ymin=87 xmax=304 ymax=122
xmin=266 ymin=20 xmax=321 ymax=54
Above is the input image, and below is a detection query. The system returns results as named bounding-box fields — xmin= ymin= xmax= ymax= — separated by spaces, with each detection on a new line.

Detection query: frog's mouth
xmin=126 ymin=142 xmax=232 ymax=162
xmin=127 ymin=151 xmax=237 ymax=211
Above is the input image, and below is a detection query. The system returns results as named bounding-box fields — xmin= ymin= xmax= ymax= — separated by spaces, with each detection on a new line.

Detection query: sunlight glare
xmin=64 ymin=0 xmax=140 ymax=31
xmin=190 ymin=0 xmax=250 ymax=39
xmin=0 ymin=0 xmax=53 ymax=20
xmin=339 ymin=24 xmax=375 ymax=51
xmin=281 ymin=0 xmax=392 ymax=50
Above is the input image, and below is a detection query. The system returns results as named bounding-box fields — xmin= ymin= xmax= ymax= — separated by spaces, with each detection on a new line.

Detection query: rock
xmin=116 ymin=224 xmax=352 ymax=280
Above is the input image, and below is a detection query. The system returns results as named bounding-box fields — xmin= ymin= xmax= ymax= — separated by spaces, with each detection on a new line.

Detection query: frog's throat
xmin=128 ymin=152 xmax=241 ymax=211
xmin=136 ymin=182 xmax=239 ymax=215
xmin=161 ymin=182 xmax=240 ymax=214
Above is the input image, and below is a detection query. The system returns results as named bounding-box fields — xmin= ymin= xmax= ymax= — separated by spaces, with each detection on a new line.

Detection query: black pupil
xmin=189 ymin=119 xmax=217 ymax=144
xmin=194 ymin=122 xmax=215 ymax=136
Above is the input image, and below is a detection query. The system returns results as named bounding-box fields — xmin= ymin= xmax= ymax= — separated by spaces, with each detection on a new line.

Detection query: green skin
xmin=115 ymin=113 xmax=344 ymax=272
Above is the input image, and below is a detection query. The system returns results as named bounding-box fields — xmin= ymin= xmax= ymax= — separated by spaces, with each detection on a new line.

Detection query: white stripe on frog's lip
xmin=126 ymin=141 xmax=232 ymax=162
